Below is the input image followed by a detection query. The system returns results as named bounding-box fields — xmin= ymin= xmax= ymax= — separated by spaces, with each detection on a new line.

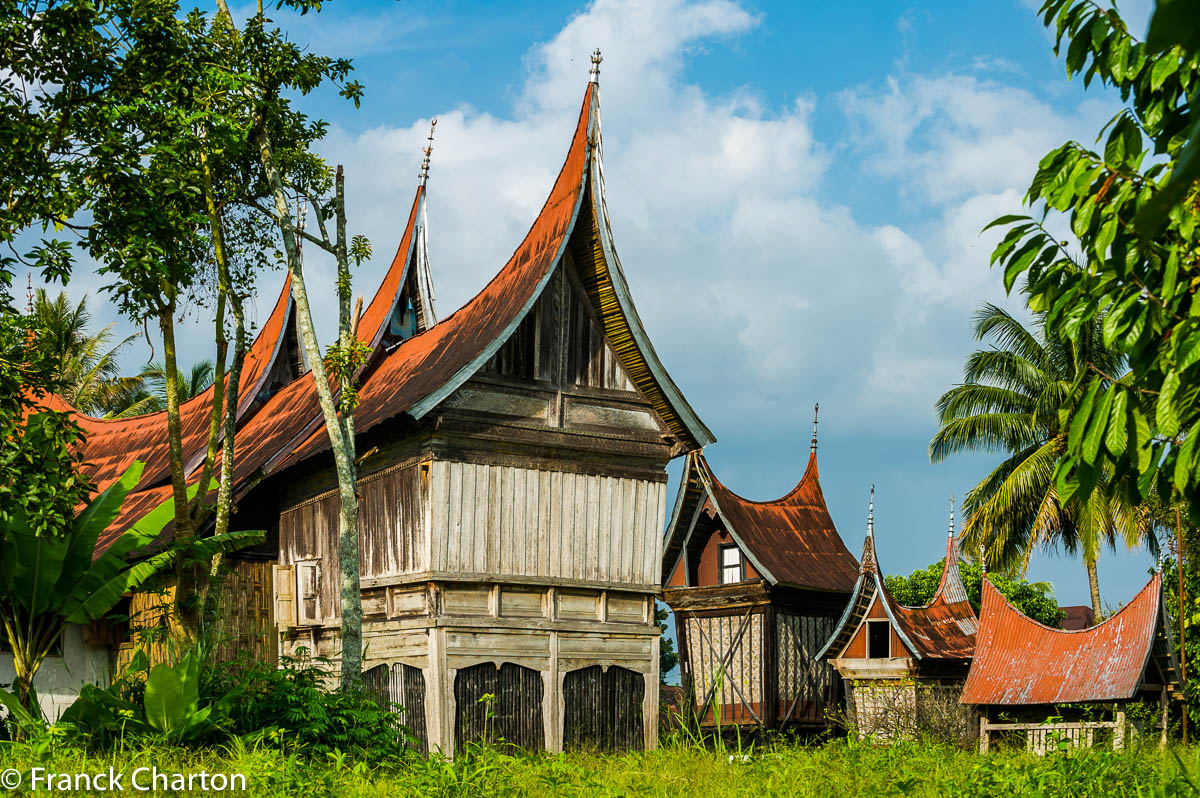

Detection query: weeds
xmin=0 ymin=734 xmax=1196 ymax=796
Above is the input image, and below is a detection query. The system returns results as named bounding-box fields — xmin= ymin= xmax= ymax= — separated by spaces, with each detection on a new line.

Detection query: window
xmin=867 ymin=619 xmax=891 ymax=658
xmin=719 ymin=544 xmax=743 ymax=585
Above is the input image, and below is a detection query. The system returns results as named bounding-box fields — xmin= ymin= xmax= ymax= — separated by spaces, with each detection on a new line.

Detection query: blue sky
xmin=52 ymin=1 xmax=1160 ymax=621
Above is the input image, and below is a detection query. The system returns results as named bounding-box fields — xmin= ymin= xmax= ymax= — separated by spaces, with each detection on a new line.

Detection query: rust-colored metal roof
xmin=661 ymin=450 xmax=859 ymax=593
xmin=1059 ymin=605 xmax=1095 ymax=630
xmin=42 ymin=272 xmax=296 ymax=499
xmin=819 ymin=522 xmax=976 ymax=661
xmin=273 ymin=84 xmax=595 ymax=472
xmin=357 ymin=186 xmax=425 ymax=352
xmin=960 ymin=575 xmax=1176 ymax=705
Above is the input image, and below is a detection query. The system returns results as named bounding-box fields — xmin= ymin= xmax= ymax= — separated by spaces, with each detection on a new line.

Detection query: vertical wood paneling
xmin=428 ymin=463 xmax=666 ymax=585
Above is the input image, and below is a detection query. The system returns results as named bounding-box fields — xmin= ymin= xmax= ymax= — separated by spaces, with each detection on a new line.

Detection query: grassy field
xmin=0 ymin=735 xmax=1196 ymax=797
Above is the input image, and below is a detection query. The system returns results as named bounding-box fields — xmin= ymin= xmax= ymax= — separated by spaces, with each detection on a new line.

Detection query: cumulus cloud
xmin=289 ymin=0 xmax=1132 ymax=454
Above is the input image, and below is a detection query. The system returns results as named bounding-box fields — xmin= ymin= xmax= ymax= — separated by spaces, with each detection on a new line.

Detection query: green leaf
xmin=1083 ymin=388 xmax=1114 ymax=463
xmin=1174 ymin=423 xmax=1199 ymax=494
xmin=145 ymin=664 xmax=185 ymax=734
xmin=1129 ymin=405 xmax=1153 ymax=472
xmin=1105 ymin=389 xmax=1128 ymax=456
xmin=1157 ymin=369 xmax=1182 ymax=439
xmin=1094 ymin=214 xmax=1119 ymax=258
xmin=983 ymin=214 xmax=1032 ymax=233
xmin=1005 ymin=238 xmax=1044 ymax=292
xmin=1070 ymin=380 xmax=1103 ymax=453
xmin=1150 ymin=53 xmax=1180 ymax=90
xmin=1178 ymin=331 xmax=1200 ymax=372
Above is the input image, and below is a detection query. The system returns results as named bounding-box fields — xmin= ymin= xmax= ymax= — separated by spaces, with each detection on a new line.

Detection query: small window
xmin=867 ymin=619 xmax=891 ymax=658
xmin=719 ymin=544 xmax=743 ymax=585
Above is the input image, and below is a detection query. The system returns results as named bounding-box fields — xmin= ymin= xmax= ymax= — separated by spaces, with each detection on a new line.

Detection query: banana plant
xmin=59 ymin=649 xmax=242 ymax=743
xmin=0 ymin=460 xmax=264 ymax=715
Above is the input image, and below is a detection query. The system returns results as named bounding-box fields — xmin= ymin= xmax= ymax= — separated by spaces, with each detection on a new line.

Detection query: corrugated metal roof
xmin=36 ymin=272 xmax=297 ymax=501
xmin=819 ymin=524 xmax=976 ymax=660
xmin=662 ymin=450 xmax=859 ymax=593
xmin=276 ymin=80 xmax=713 ymax=472
xmin=960 ymin=575 xmax=1174 ymax=705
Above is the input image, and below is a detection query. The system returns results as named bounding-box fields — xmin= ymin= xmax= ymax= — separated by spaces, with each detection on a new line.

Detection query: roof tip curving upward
xmin=662 ymin=447 xmax=859 ymax=593
xmin=819 ymin=504 xmax=977 ymax=661
xmin=960 ymin=574 xmax=1179 ymax=705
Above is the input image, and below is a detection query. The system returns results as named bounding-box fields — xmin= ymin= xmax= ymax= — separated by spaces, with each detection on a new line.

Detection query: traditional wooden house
xmin=228 ymin=52 xmax=714 ymax=756
xmin=36 ymin=53 xmax=713 ymax=755
xmin=660 ymin=413 xmax=859 ymax=731
xmin=817 ymin=494 xmax=977 ymax=740
xmin=963 ymin=572 xmax=1181 ymax=753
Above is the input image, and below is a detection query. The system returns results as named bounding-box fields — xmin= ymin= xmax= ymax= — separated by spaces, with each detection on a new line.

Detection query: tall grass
xmin=0 ymin=733 xmax=1196 ymax=796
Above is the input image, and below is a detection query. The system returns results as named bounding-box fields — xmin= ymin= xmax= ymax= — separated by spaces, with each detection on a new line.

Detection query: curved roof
xmin=274 ymin=79 xmax=713 ymax=472
xmin=819 ymin=522 xmax=976 ymax=661
xmin=662 ymin=449 xmax=858 ymax=593
xmin=36 ymin=272 xmax=297 ymax=497
xmin=960 ymin=574 xmax=1177 ymax=705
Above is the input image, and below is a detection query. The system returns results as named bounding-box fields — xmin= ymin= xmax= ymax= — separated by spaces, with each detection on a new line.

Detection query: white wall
xmin=0 ymin=625 xmax=110 ymax=721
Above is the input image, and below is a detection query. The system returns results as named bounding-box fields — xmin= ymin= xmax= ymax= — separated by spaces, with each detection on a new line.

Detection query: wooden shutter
xmin=272 ymin=565 xmax=297 ymax=629
xmin=296 ymin=561 xmax=323 ymax=626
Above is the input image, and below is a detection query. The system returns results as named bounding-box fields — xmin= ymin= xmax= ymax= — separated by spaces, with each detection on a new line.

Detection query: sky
xmin=41 ymin=0 xmax=1162 ymax=622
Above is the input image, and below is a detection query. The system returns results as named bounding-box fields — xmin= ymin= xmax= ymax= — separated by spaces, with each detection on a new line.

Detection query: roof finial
xmin=980 ymin=540 xmax=987 ymax=576
xmin=948 ymin=495 xmax=955 ymax=539
xmin=867 ymin=485 xmax=875 ymax=539
xmin=25 ymin=273 xmax=33 ymax=315
xmin=589 ymin=48 xmax=602 ymax=83
xmin=418 ymin=118 xmax=437 ymax=187
xmin=1157 ymin=543 xmax=1164 ymax=573
xmin=810 ymin=402 xmax=819 ymax=453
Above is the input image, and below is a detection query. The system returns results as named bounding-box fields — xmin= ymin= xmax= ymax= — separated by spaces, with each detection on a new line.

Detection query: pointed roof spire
xmin=980 ymin=540 xmax=987 ymax=576
xmin=856 ymin=485 xmax=878 ymax=575
xmin=948 ymin=495 xmax=955 ymax=539
xmin=589 ymin=48 xmax=602 ymax=83
xmin=418 ymin=118 xmax=437 ymax=187
xmin=867 ymin=484 xmax=875 ymax=538
xmin=25 ymin=273 xmax=33 ymax=315
xmin=810 ymin=402 xmax=819 ymax=453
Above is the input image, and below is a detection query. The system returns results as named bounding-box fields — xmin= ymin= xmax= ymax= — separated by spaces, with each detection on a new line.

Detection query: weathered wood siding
xmin=685 ymin=611 xmax=764 ymax=725
xmin=279 ymin=464 xmax=427 ymax=621
xmin=363 ymin=662 xmax=429 ymax=753
xmin=429 ymin=461 xmax=666 ymax=586
xmin=454 ymin=662 xmax=545 ymax=750
xmin=562 ymin=665 xmax=645 ymax=752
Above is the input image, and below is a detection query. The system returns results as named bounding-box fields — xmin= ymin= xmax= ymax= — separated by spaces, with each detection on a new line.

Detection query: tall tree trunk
xmin=255 ymin=127 xmax=361 ymax=690
xmin=161 ymin=303 xmax=199 ymax=648
xmin=1086 ymin=556 xmax=1102 ymax=618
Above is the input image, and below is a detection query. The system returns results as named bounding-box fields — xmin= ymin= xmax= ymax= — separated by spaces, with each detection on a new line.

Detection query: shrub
xmin=206 ymin=653 xmax=415 ymax=763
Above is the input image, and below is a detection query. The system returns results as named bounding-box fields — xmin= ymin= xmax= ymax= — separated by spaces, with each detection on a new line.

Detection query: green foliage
xmin=206 ymin=655 xmax=413 ymax=763
xmin=885 ymin=560 xmax=1065 ymax=627
xmin=0 ymin=460 xmax=263 ymax=711
xmin=0 ymin=736 xmax=1197 ymax=796
xmin=930 ymin=303 xmax=1144 ymax=603
xmin=989 ymin=1 xmax=1200 ymax=518
xmin=656 ymin=603 xmax=678 ymax=676
xmin=58 ymin=650 xmax=241 ymax=745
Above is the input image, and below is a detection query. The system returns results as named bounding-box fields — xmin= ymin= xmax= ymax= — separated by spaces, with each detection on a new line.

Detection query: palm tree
xmin=929 ymin=303 xmax=1147 ymax=616
xmin=25 ymin=290 xmax=146 ymax=417
xmin=135 ymin=359 xmax=216 ymax=411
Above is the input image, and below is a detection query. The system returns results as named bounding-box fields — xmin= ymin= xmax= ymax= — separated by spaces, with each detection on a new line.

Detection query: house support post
xmin=979 ymin=713 xmax=990 ymax=754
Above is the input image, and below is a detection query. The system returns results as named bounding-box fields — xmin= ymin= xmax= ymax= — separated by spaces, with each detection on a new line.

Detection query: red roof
xmin=37 ymin=272 xmax=296 ymax=499
xmin=693 ymin=451 xmax=859 ymax=593
xmin=819 ymin=523 xmax=977 ymax=661
xmin=960 ymin=575 xmax=1175 ymax=705
xmin=274 ymin=85 xmax=594 ymax=470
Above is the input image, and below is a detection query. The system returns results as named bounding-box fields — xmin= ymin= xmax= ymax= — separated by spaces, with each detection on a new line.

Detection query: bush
xmin=206 ymin=654 xmax=415 ymax=762
xmin=886 ymin=560 xmax=1064 ymax=627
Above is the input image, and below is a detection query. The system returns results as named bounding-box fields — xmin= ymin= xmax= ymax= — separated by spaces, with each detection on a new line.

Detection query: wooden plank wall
xmin=562 ymin=665 xmax=645 ymax=752
xmin=429 ymin=461 xmax=666 ymax=586
xmin=280 ymin=464 xmax=427 ymax=620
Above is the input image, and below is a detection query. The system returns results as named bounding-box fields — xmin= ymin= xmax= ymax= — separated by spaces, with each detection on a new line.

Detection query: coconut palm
xmin=134 ymin=359 xmax=216 ymax=412
xmin=929 ymin=303 xmax=1147 ymax=615
xmin=25 ymin=290 xmax=146 ymax=417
